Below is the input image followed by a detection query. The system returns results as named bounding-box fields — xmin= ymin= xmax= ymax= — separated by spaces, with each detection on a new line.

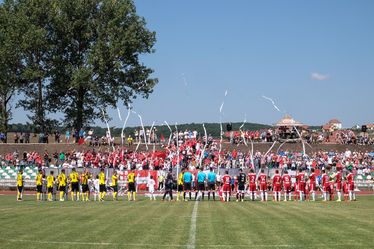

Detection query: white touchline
xmin=188 ymin=201 xmax=199 ymax=249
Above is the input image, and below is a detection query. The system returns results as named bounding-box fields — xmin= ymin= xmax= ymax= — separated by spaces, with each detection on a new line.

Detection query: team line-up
xmin=15 ymin=166 xmax=357 ymax=202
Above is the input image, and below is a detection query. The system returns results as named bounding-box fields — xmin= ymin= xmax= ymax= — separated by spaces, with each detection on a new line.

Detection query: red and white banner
xmin=120 ymin=170 xmax=159 ymax=190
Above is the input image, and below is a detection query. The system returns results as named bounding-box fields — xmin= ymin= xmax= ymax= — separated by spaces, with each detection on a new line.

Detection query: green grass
xmin=0 ymin=194 xmax=373 ymax=249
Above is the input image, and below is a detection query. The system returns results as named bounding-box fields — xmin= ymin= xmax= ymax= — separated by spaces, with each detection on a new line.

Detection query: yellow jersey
xmin=82 ymin=173 xmax=89 ymax=185
xmin=36 ymin=174 xmax=43 ymax=186
xmin=17 ymin=174 xmax=23 ymax=187
xmin=58 ymin=174 xmax=66 ymax=187
xmin=178 ymin=173 xmax=183 ymax=185
xmin=128 ymin=172 xmax=135 ymax=183
xmin=112 ymin=174 xmax=118 ymax=186
xmin=99 ymin=172 xmax=105 ymax=185
xmin=47 ymin=175 xmax=54 ymax=188
xmin=70 ymin=172 xmax=79 ymax=183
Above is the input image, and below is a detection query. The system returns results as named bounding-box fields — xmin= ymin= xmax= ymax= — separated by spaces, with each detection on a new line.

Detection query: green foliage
xmin=47 ymin=0 xmax=157 ymax=128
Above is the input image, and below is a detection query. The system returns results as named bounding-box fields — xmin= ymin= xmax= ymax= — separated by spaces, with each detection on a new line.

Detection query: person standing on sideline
xmin=58 ymin=169 xmax=67 ymax=201
xmin=162 ymin=168 xmax=175 ymax=201
xmin=47 ymin=171 xmax=55 ymax=201
xmin=127 ymin=169 xmax=136 ymax=201
xmin=183 ymin=170 xmax=193 ymax=201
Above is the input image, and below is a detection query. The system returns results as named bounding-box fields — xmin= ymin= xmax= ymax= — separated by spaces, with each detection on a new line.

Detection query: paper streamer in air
xmin=121 ymin=106 xmax=131 ymax=146
xmin=164 ymin=121 xmax=172 ymax=145
xmin=262 ymin=96 xmax=281 ymax=112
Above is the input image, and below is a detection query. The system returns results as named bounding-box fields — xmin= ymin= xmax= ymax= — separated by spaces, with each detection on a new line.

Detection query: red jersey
xmin=282 ymin=175 xmax=291 ymax=186
xmin=273 ymin=174 xmax=282 ymax=187
xmin=335 ymin=172 xmax=342 ymax=183
xmin=222 ymin=175 xmax=231 ymax=186
xmin=347 ymin=173 xmax=354 ymax=183
xmin=248 ymin=174 xmax=257 ymax=185
xmin=258 ymin=174 xmax=267 ymax=184
xmin=309 ymin=173 xmax=317 ymax=184
xmin=297 ymin=173 xmax=305 ymax=183
xmin=321 ymin=174 xmax=330 ymax=186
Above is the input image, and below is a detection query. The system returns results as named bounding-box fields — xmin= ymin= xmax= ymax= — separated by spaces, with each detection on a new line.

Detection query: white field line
xmin=187 ymin=200 xmax=199 ymax=249
xmin=0 ymin=238 xmax=360 ymax=248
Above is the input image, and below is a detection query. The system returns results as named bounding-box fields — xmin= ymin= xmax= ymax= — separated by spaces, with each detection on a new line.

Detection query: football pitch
xmin=0 ymin=195 xmax=373 ymax=249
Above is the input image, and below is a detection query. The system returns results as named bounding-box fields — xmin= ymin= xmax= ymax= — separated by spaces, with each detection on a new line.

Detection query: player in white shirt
xmin=147 ymin=176 xmax=156 ymax=201
xmin=93 ymin=176 xmax=100 ymax=201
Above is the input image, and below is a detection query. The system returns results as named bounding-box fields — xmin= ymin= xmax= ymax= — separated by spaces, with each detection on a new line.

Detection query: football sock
xmin=299 ymin=192 xmax=303 ymax=201
xmin=133 ymin=192 xmax=136 ymax=200
xmin=202 ymin=192 xmax=204 ymax=200
xmin=177 ymin=192 xmax=180 ymax=200
xmin=349 ymin=191 xmax=352 ymax=201
xmin=312 ymin=192 xmax=315 ymax=201
xmin=212 ymin=192 xmax=215 ymax=200
xmin=183 ymin=192 xmax=186 ymax=199
xmin=37 ymin=193 xmax=40 ymax=200
xmin=77 ymin=192 xmax=80 ymax=200
xmin=289 ymin=193 xmax=291 ymax=200
xmin=113 ymin=192 xmax=117 ymax=199
xmin=242 ymin=193 xmax=245 ymax=201
xmin=352 ymin=192 xmax=356 ymax=200
xmin=265 ymin=192 xmax=268 ymax=201
xmin=60 ymin=192 xmax=64 ymax=200
xmin=284 ymin=193 xmax=287 ymax=200
xmin=338 ymin=192 xmax=341 ymax=201
xmin=71 ymin=192 xmax=74 ymax=200
xmin=48 ymin=193 xmax=51 ymax=200
xmin=208 ymin=192 xmax=210 ymax=200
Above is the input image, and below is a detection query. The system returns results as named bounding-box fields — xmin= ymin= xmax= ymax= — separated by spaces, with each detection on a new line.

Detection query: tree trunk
xmin=75 ymin=86 xmax=84 ymax=129
xmin=1 ymin=94 xmax=8 ymax=136
xmin=37 ymin=77 xmax=45 ymax=132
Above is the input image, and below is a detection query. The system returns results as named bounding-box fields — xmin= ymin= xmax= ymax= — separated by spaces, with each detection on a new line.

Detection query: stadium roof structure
xmin=273 ymin=115 xmax=304 ymax=127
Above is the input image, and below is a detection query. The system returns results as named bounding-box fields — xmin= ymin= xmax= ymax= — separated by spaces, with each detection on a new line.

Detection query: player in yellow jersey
xmin=17 ymin=169 xmax=24 ymax=201
xmin=112 ymin=171 xmax=118 ymax=201
xmin=70 ymin=168 xmax=80 ymax=201
xmin=81 ymin=169 xmax=91 ymax=201
xmin=127 ymin=169 xmax=136 ymax=201
xmin=98 ymin=169 xmax=106 ymax=201
xmin=58 ymin=169 xmax=67 ymax=201
xmin=177 ymin=168 xmax=185 ymax=201
xmin=36 ymin=169 xmax=44 ymax=201
xmin=47 ymin=171 xmax=55 ymax=201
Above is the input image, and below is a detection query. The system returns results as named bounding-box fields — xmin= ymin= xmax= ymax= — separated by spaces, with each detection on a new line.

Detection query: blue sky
xmin=12 ymin=0 xmax=374 ymax=128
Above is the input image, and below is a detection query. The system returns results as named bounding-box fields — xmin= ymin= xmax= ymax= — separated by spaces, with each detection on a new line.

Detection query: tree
xmin=15 ymin=0 xmax=57 ymax=132
xmin=0 ymin=2 xmax=25 ymax=136
xmin=48 ymin=0 xmax=158 ymax=129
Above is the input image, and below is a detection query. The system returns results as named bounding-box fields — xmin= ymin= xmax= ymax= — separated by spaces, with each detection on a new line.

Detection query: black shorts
xmin=82 ymin=184 xmax=89 ymax=193
xmin=198 ymin=182 xmax=205 ymax=191
xmin=128 ymin=182 xmax=136 ymax=192
xmin=17 ymin=186 xmax=23 ymax=193
xmin=99 ymin=184 xmax=106 ymax=193
xmin=238 ymin=183 xmax=245 ymax=191
xmin=37 ymin=185 xmax=43 ymax=193
xmin=71 ymin=182 xmax=79 ymax=192
xmin=208 ymin=182 xmax=216 ymax=190
xmin=59 ymin=185 xmax=66 ymax=192
xmin=178 ymin=184 xmax=184 ymax=192
xmin=112 ymin=185 xmax=118 ymax=192
xmin=183 ymin=182 xmax=191 ymax=191
xmin=48 ymin=187 xmax=53 ymax=193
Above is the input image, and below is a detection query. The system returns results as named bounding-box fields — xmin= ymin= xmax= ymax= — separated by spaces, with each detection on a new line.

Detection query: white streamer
xmin=149 ymin=121 xmax=155 ymax=145
xmin=137 ymin=114 xmax=148 ymax=150
xmin=101 ymin=109 xmax=115 ymax=151
xmin=121 ymin=106 xmax=131 ymax=146
xmin=262 ymin=96 xmax=281 ymax=112
xmin=199 ymin=123 xmax=208 ymax=168
xmin=117 ymin=107 xmax=122 ymax=121
xmin=293 ymin=126 xmax=305 ymax=156
xmin=164 ymin=121 xmax=173 ymax=145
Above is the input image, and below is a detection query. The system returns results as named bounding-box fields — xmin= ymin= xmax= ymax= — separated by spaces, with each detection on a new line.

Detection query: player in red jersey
xmin=335 ymin=169 xmax=342 ymax=202
xmin=293 ymin=181 xmax=299 ymax=201
xmin=248 ymin=169 xmax=257 ymax=201
xmin=321 ymin=170 xmax=330 ymax=201
xmin=272 ymin=170 xmax=282 ymax=202
xmin=282 ymin=170 xmax=292 ymax=201
xmin=304 ymin=182 xmax=310 ymax=201
xmin=343 ymin=181 xmax=349 ymax=201
xmin=222 ymin=170 xmax=231 ymax=202
xmin=257 ymin=169 xmax=268 ymax=202
xmin=346 ymin=169 xmax=356 ymax=201
xmin=329 ymin=177 xmax=334 ymax=201
xmin=309 ymin=168 xmax=317 ymax=201
xmin=296 ymin=170 xmax=306 ymax=201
